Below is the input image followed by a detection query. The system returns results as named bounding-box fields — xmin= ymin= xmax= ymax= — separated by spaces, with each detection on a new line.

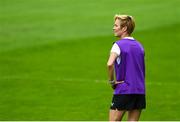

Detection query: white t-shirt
xmin=110 ymin=37 xmax=134 ymax=56
xmin=110 ymin=43 xmax=121 ymax=56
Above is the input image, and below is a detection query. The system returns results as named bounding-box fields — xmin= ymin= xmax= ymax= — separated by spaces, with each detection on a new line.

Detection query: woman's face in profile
xmin=113 ymin=19 xmax=122 ymax=37
xmin=113 ymin=19 xmax=127 ymax=38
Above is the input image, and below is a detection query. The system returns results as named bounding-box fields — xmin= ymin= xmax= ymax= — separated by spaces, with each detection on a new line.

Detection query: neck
xmin=120 ymin=33 xmax=130 ymax=39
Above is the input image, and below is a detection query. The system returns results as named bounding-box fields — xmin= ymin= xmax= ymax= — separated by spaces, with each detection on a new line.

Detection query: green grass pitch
xmin=0 ymin=0 xmax=180 ymax=120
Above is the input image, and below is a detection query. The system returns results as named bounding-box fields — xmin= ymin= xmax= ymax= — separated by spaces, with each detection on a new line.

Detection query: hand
xmin=111 ymin=81 xmax=124 ymax=89
xmin=111 ymin=84 xmax=117 ymax=89
xmin=114 ymin=80 xmax=124 ymax=84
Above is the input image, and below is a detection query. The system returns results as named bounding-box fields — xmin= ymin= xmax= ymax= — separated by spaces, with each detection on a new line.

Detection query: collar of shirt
xmin=123 ymin=37 xmax=134 ymax=40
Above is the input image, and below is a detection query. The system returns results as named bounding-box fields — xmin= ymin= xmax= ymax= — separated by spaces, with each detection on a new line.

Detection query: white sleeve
xmin=110 ymin=43 xmax=121 ymax=56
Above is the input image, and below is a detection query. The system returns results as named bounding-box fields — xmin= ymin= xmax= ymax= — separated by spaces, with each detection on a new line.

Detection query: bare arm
xmin=107 ymin=52 xmax=118 ymax=81
xmin=107 ymin=52 xmax=124 ymax=89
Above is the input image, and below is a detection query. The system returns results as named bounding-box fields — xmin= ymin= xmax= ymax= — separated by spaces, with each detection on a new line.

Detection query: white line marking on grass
xmin=0 ymin=76 xmax=178 ymax=86
xmin=0 ymin=76 xmax=105 ymax=83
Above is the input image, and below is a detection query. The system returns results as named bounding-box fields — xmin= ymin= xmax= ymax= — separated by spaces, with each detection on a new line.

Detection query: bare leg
xmin=109 ymin=109 xmax=125 ymax=121
xmin=127 ymin=109 xmax=141 ymax=121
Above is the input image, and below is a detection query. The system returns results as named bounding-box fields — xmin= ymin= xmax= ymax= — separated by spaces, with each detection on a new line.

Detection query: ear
xmin=122 ymin=26 xmax=127 ymax=32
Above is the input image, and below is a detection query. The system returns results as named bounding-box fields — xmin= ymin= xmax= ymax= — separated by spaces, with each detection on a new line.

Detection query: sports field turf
xmin=0 ymin=0 xmax=180 ymax=120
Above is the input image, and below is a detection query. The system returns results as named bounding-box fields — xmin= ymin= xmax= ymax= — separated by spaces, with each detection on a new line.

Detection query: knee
xmin=113 ymin=116 xmax=122 ymax=121
xmin=109 ymin=116 xmax=120 ymax=121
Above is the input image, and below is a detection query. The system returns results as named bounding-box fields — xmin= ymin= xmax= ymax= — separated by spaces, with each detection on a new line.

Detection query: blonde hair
xmin=114 ymin=14 xmax=135 ymax=35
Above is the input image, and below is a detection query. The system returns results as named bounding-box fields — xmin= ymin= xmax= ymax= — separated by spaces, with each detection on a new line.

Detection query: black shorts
xmin=110 ymin=94 xmax=146 ymax=110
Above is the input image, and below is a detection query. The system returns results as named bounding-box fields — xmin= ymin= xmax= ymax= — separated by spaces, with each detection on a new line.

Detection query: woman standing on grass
xmin=107 ymin=14 xmax=146 ymax=121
